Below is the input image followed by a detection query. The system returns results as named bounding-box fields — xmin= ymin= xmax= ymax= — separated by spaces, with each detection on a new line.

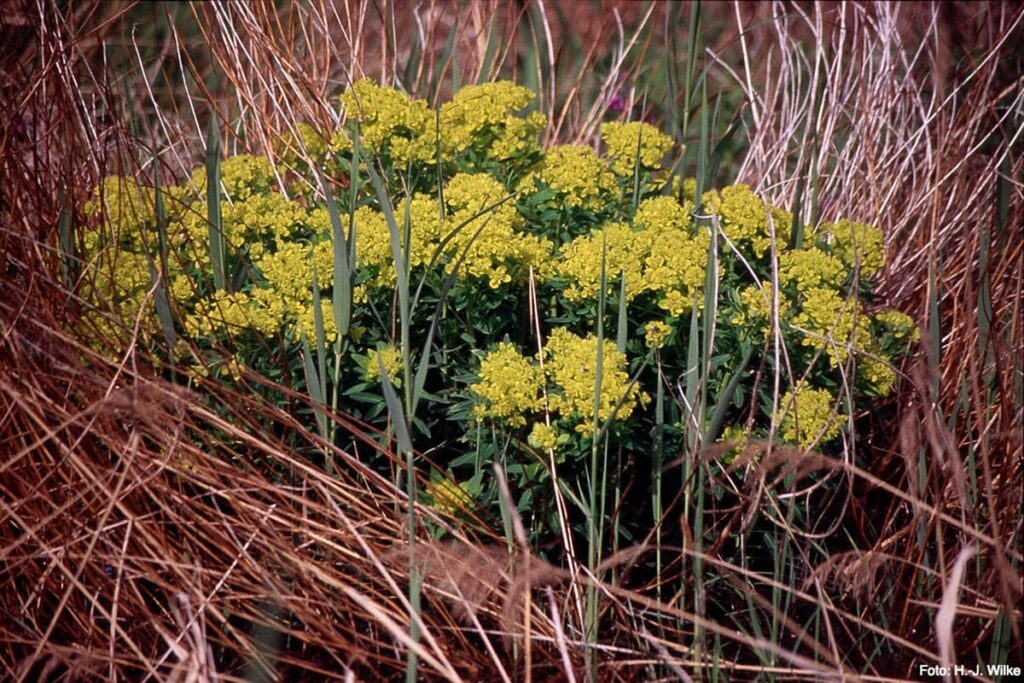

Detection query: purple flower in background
xmin=607 ymin=87 xmax=656 ymax=124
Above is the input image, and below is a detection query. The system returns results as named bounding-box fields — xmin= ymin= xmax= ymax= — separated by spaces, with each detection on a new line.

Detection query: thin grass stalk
xmin=584 ymin=231 xmax=609 ymax=681
xmin=652 ymin=366 xmax=665 ymax=601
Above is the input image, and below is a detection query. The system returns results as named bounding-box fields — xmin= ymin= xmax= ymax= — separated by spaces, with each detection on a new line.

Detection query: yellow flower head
xmin=276 ymin=122 xmax=330 ymax=164
xmin=717 ymin=425 xmax=753 ymax=466
xmin=776 ymin=386 xmax=843 ymax=447
xmin=520 ymin=144 xmax=617 ymax=209
xmin=633 ymin=195 xmax=693 ymax=234
xmin=439 ymin=82 xmax=544 ymax=160
xmin=295 ymin=298 xmax=339 ymax=345
xmin=190 ymin=154 xmax=276 ymax=202
xmin=555 ymin=209 xmax=707 ymax=316
xmin=779 ymin=247 xmax=846 ymax=291
xmin=731 ymin=282 xmax=790 ymax=338
xmin=349 ymin=199 xmax=441 ymax=291
xmin=527 ymin=422 xmax=560 ymax=451
xmin=557 ymin=222 xmax=646 ymax=302
xmin=702 ymin=184 xmax=792 ymax=258
xmin=600 ymin=121 xmax=674 ymax=175
xmin=818 ymin=218 xmax=885 ymax=277
xmin=443 ymin=173 xmax=550 ymax=287
xmin=471 ymin=342 xmax=544 ymax=427
xmin=364 ymin=345 xmax=404 ymax=384
xmin=860 ymin=353 xmax=897 ymax=397
xmin=83 ymin=177 xmax=155 ymax=249
xmin=340 ymin=78 xmax=433 ymax=164
xmin=222 ymin=192 xmax=307 ymax=249
xmin=186 ymin=291 xmax=264 ymax=338
xmin=642 ymin=225 xmax=709 ymax=316
xmin=793 ymin=288 xmax=870 ymax=367
xmin=429 ymin=478 xmax=474 ymax=516
xmin=873 ymin=310 xmax=919 ymax=344
xmin=543 ymin=327 xmax=648 ymax=431
xmin=644 ymin=321 xmax=672 ymax=349
xmin=255 ymin=240 xmax=334 ymax=304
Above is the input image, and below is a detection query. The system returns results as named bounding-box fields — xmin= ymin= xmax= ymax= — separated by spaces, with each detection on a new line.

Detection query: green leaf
xmin=206 ymin=117 xmax=226 ymax=292
xmin=379 ymin=351 xmax=414 ymax=456
xmin=686 ymin=295 xmax=700 ymax=449
xmin=311 ymin=258 xmax=327 ymax=400
xmin=319 ymin=166 xmax=352 ymax=340
xmin=366 ymin=162 xmax=409 ymax=313
xmin=57 ymin=190 xmax=75 ymax=288
xmin=617 ymin=273 xmax=628 ymax=354
xmin=149 ymin=162 xmax=178 ymax=353
xmin=300 ymin=332 xmax=328 ymax=439
xmin=701 ymin=346 xmax=752 ymax=449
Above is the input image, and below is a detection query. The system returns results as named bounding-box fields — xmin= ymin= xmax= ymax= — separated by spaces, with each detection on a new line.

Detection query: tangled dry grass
xmin=2 ymin=1 xmax=1021 ymax=680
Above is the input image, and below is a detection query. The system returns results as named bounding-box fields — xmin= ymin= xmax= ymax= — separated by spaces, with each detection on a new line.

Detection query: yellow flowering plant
xmin=77 ymin=78 xmax=916 ymax=547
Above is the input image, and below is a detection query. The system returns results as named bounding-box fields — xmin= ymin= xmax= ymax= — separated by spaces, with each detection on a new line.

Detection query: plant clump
xmin=79 ymin=78 xmax=916 ymax=540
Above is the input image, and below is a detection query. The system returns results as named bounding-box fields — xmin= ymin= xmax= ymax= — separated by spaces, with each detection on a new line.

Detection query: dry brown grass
xmin=2 ymin=1 xmax=1021 ymax=680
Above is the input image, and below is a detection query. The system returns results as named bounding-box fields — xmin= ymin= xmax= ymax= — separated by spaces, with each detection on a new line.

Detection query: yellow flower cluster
xmin=439 ymin=82 xmax=545 ymax=161
xmin=717 ymin=424 xmax=752 ymax=465
xmin=731 ymin=282 xmax=790 ymax=335
xmin=600 ymin=121 xmax=674 ymax=175
xmin=873 ymin=310 xmax=919 ymax=344
xmin=470 ymin=328 xmax=648 ymax=435
xmin=556 ymin=196 xmax=707 ymax=315
xmin=519 ymin=144 xmax=618 ymax=209
xmin=702 ymin=184 xmax=792 ymax=258
xmin=527 ymin=422 xmax=559 ymax=451
xmin=776 ymin=386 xmax=843 ymax=447
xmin=295 ymin=298 xmax=340 ymax=343
xmin=276 ymin=122 xmax=330 ymax=164
xmin=255 ymin=240 xmax=334 ymax=302
xmin=364 ymin=345 xmax=404 ymax=384
xmin=859 ymin=355 xmax=897 ymax=396
xmin=340 ymin=78 xmax=434 ymax=165
xmin=471 ymin=342 xmax=544 ymax=427
xmin=189 ymin=154 xmax=276 ymax=201
xmin=779 ymin=247 xmax=846 ymax=291
xmin=89 ymin=252 xmax=154 ymax=333
xmin=793 ymin=288 xmax=870 ymax=366
xmin=641 ymin=221 xmax=710 ymax=316
xmin=80 ymin=181 xmax=164 ymax=342
xmin=558 ymin=222 xmax=646 ymax=300
xmin=222 ymin=192 xmax=308 ymax=250
xmin=819 ymin=218 xmax=885 ymax=276
xmin=351 ymin=173 xmax=552 ymax=292
xmin=644 ymin=320 xmax=672 ymax=349
xmin=186 ymin=291 xmax=271 ymax=338
xmin=83 ymin=176 xmax=156 ymax=245
xmin=181 ymin=233 xmax=339 ymax=344
xmin=543 ymin=327 xmax=648 ymax=432
xmin=633 ymin=195 xmax=694 ymax=232
xmin=855 ymin=310 xmax=916 ymax=396
xmin=347 ymin=194 xmax=443 ymax=292
xmin=429 ymin=478 xmax=473 ymax=515
xmin=442 ymin=173 xmax=552 ymax=287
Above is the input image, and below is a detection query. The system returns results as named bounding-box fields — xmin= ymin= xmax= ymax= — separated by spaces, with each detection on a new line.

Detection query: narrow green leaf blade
xmin=379 ymin=351 xmax=414 ymax=456
xmin=319 ymin=167 xmax=352 ymax=339
xmin=206 ymin=118 xmax=226 ymax=292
